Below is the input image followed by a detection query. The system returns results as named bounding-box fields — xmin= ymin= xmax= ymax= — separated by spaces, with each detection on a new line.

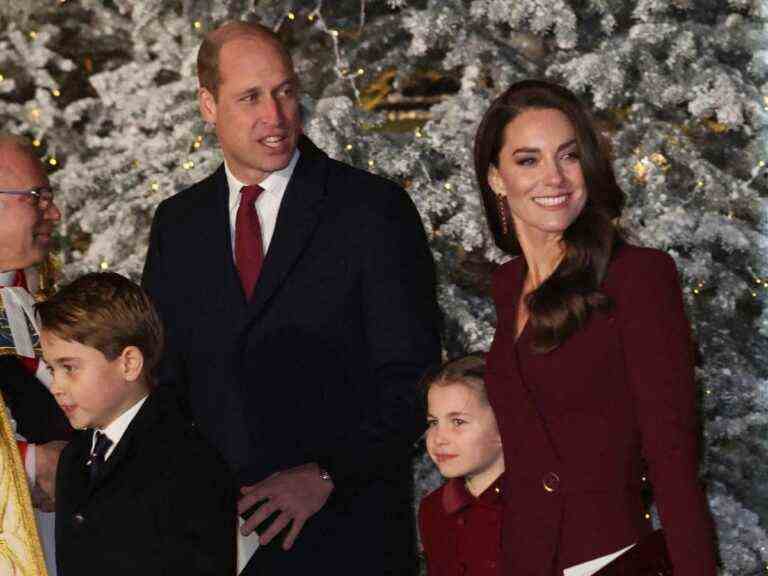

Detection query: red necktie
xmin=235 ymin=185 xmax=265 ymax=300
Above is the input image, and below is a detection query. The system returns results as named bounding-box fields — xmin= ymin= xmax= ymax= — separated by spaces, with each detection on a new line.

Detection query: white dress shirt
xmin=225 ymin=150 xmax=300 ymax=259
xmin=91 ymin=395 xmax=148 ymax=461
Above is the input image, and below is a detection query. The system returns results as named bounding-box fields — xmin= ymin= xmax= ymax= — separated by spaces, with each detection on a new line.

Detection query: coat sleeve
xmin=418 ymin=496 xmax=442 ymax=576
xmin=317 ymin=186 xmax=441 ymax=499
xmin=616 ymin=250 xmax=717 ymax=575
xmin=0 ymin=355 xmax=71 ymax=442
xmin=167 ymin=435 xmax=237 ymax=575
xmin=142 ymin=201 xmax=191 ymax=415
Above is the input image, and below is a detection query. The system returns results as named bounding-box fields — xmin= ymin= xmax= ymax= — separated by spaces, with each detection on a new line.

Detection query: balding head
xmin=0 ymin=134 xmax=39 ymax=179
xmin=197 ymin=21 xmax=293 ymax=99
xmin=0 ymin=133 xmax=59 ymax=271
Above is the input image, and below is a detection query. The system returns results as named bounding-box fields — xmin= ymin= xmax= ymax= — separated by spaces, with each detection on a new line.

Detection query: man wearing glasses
xmin=0 ymin=134 xmax=71 ymax=575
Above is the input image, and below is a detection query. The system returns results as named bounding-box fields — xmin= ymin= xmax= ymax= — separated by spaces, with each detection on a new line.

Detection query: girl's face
xmin=426 ymin=382 xmax=504 ymax=492
xmin=488 ymin=107 xmax=587 ymax=247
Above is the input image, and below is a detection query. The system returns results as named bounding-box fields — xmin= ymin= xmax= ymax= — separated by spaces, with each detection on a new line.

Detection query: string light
xmin=32 ymin=139 xmax=41 ymax=147
xmin=368 ymin=160 xmax=374 ymax=167
xmin=48 ymin=157 xmax=58 ymax=166
xmin=28 ymin=30 xmax=37 ymax=39
xmin=100 ymin=261 xmax=109 ymax=270
xmin=182 ymin=160 xmax=195 ymax=170
xmin=345 ymin=144 xmax=353 ymax=151
xmin=28 ymin=108 xmax=41 ymax=122
xmin=193 ymin=21 xmax=202 ymax=30
xmin=644 ymin=513 xmax=651 ymax=520
xmin=0 ymin=73 xmax=4 ymax=82
xmin=308 ymin=13 xmax=316 ymax=21
xmin=415 ymin=128 xmax=423 ymax=138
xmin=52 ymin=89 xmax=61 ymax=97
xmin=150 ymin=182 xmax=160 ymax=191
xmin=287 ymin=12 xmax=296 ymax=20
xmin=330 ymin=29 xmax=339 ymax=37
xmin=444 ymin=183 xmax=452 ymax=190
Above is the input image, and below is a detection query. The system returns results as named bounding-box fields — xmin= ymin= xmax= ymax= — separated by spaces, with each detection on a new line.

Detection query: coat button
xmin=542 ymin=472 xmax=560 ymax=493
xmin=72 ymin=512 xmax=85 ymax=526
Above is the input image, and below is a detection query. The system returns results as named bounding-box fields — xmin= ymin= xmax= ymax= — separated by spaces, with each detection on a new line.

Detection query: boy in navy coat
xmin=38 ymin=272 xmax=236 ymax=576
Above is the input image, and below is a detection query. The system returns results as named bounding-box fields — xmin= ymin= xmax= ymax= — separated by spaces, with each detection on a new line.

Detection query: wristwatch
xmin=318 ymin=467 xmax=332 ymax=483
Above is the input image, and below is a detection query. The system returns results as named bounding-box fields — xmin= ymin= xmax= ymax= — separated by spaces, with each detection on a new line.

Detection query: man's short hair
xmin=36 ymin=272 xmax=164 ymax=384
xmin=197 ymin=20 xmax=291 ymax=98
xmin=420 ymin=353 xmax=489 ymax=404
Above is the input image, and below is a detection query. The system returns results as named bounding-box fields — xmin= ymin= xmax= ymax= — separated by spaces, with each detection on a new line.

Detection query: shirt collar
xmin=92 ymin=394 xmax=149 ymax=455
xmin=441 ymin=473 xmax=504 ymax=515
xmin=225 ymin=149 xmax=300 ymax=212
xmin=0 ymin=270 xmax=16 ymax=286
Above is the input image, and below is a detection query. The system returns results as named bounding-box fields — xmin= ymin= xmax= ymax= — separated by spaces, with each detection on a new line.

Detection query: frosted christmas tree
xmin=0 ymin=1 xmax=766 ymax=573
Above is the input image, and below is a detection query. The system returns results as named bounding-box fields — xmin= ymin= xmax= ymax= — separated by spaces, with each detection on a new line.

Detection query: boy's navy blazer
xmin=143 ymin=136 xmax=441 ymax=574
xmin=55 ymin=388 xmax=236 ymax=576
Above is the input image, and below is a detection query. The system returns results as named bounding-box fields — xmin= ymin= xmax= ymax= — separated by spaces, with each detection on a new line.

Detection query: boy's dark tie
xmin=235 ymin=185 xmax=265 ymax=300
xmin=88 ymin=431 xmax=113 ymax=486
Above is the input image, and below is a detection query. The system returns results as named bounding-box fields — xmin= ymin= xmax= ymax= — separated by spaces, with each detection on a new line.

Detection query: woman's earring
xmin=495 ymin=191 xmax=510 ymax=236
xmin=489 ymin=171 xmax=510 ymax=236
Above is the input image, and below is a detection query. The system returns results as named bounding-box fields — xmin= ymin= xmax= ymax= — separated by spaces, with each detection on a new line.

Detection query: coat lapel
xmin=67 ymin=432 xmax=93 ymax=509
xmin=246 ymin=137 xmax=328 ymax=323
xmin=87 ymin=394 xmax=159 ymax=496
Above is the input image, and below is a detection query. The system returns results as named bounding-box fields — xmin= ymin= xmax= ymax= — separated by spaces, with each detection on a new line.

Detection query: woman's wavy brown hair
xmin=474 ymin=79 xmax=625 ymax=353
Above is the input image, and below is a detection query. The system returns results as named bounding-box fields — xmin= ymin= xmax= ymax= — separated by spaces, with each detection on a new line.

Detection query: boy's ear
xmin=119 ymin=346 xmax=145 ymax=383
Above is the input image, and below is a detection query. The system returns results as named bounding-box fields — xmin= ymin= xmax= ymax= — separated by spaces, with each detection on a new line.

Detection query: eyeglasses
xmin=0 ymin=186 xmax=55 ymax=211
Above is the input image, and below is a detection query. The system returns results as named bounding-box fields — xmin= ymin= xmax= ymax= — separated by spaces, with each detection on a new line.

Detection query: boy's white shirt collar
xmin=92 ymin=394 xmax=149 ymax=461
xmin=225 ymin=150 xmax=300 ymax=213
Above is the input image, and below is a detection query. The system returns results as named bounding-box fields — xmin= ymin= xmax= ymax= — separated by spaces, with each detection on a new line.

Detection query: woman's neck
xmin=517 ymin=229 xmax=564 ymax=293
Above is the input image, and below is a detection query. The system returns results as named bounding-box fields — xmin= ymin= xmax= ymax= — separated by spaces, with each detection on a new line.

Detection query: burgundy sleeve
xmin=617 ymin=251 xmax=717 ymax=575
xmin=418 ymin=497 xmax=441 ymax=576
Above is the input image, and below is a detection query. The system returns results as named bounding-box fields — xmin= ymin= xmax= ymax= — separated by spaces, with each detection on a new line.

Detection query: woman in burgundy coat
xmin=474 ymin=80 xmax=717 ymax=576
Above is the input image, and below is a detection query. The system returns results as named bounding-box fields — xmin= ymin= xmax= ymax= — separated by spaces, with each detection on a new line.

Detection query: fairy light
xmin=0 ymin=73 xmax=4 ymax=82
xmin=193 ymin=21 xmax=202 ymax=30
xmin=150 ymin=182 xmax=160 ymax=191
xmin=100 ymin=261 xmax=109 ymax=270
xmin=52 ymin=89 xmax=61 ymax=97
xmin=287 ymin=12 xmax=296 ymax=21
xmin=444 ymin=183 xmax=453 ymax=190
xmin=28 ymin=30 xmax=37 ymax=39
xmin=345 ymin=144 xmax=353 ymax=151
xmin=368 ymin=159 xmax=374 ymax=168
xmin=32 ymin=139 xmax=41 ymax=147
xmin=48 ymin=157 xmax=58 ymax=166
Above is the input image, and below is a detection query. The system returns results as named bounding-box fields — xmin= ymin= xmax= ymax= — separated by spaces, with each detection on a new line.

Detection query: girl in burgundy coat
xmin=473 ymin=80 xmax=717 ymax=576
xmin=419 ymin=354 xmax=505 ymax=576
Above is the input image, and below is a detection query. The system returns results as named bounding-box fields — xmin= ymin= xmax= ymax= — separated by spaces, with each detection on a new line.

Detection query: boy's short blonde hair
xmin=421 ymin=353 xmax=489 ymax=404
xmin=36 ymin=272 xmax=164 ymax=385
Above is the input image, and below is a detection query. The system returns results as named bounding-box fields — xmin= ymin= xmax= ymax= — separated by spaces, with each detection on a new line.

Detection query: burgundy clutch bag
xmin=592 ymin=530 xmax=672 ymax=576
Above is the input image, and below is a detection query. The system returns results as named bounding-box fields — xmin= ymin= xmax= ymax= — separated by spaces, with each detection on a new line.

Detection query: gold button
xmin=542 ymin=472 xmax=560 ymax=493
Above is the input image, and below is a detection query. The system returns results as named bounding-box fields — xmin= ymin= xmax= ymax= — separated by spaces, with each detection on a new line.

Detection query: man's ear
xmin=119 ymin=346 xmax=145 ymax=383
xmin=198 ymin=87 xmax=218 ymax=125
